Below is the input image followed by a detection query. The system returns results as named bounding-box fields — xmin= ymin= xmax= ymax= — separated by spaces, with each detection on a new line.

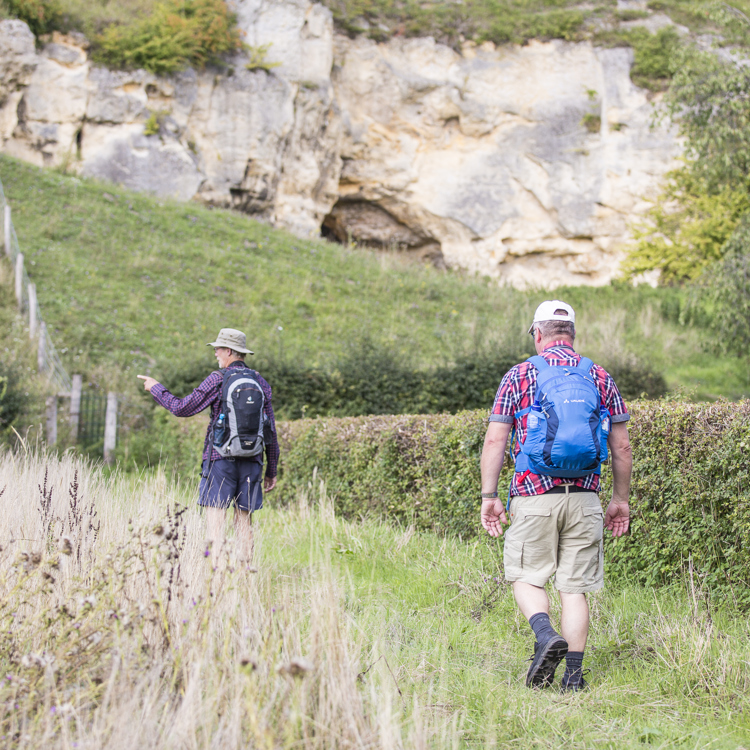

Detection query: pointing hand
xmin=137 ymin=375 xmax=159 ymax=393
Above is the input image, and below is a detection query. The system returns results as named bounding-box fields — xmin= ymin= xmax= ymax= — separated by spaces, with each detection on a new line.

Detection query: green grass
xmin=0 ymin=154 xmax=745 ymax=401
xmin=260 ymin=481 xmax=750 ymax=748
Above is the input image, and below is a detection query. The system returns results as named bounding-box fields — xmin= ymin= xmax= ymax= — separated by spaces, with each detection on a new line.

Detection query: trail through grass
xmin=1 ymin=450 xmax=748 ymax=748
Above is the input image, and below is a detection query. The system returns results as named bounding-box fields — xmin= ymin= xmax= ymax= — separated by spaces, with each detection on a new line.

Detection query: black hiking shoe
xmin=525 ymin=635 xmax=569 ymax=689
xmin=561 ymin=669 xmax=589 ymax=693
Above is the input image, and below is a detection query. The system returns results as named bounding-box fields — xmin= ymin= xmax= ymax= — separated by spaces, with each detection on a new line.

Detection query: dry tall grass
xmin=0 ymin=448 xmax=450 ymax=748
xmin=5 ymin=447 xmax=750 ymax=749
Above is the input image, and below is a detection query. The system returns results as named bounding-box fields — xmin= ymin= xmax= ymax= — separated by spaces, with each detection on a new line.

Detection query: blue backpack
xmin=513 ymin=355 xmax=610 ymax=479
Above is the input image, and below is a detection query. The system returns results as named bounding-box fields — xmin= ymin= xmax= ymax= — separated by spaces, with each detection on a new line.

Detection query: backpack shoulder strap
xmin=577 ymin=356 xmax=594 ymax=374
xmin=527 ymin=355 xmax=549 ymax=371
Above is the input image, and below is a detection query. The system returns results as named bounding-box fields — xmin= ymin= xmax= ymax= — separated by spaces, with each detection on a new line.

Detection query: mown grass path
xmin=260 ymin=482 xmax=750 ymax=749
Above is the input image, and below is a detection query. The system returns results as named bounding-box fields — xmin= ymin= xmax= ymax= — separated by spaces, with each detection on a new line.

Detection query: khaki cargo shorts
xmin=503 ymin=490 xmax=604 ymax=593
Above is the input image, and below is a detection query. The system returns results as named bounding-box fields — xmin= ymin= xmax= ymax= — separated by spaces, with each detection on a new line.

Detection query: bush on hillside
xmin=0 ymin=359 xmax=32 ymax=442
xmin=2 ymin=0 xmax=62 ymax=35
xmin=156 ymin=344 xmax=666 ymax=422
xmin=275 ymin=400 xmax=750 ymax=607
xmin=94 ymin=0 xmax=242 ymax=74
xmin=629 ymin=26 xmax=681 ymax=91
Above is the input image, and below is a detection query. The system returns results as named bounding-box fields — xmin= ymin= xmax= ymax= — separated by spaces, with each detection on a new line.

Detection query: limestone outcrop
xmin=0 ymin=1 xmax=682 ymax=288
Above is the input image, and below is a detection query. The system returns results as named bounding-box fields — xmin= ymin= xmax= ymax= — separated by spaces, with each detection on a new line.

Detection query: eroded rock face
xmin=0 ymin=3 xmax=681 ymax=287
xmin=330 ymin=36 xmax=681 ymax=287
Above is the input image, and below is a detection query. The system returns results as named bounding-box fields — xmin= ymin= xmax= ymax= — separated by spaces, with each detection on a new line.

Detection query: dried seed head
xmin=239 ymin=657 xmax=258 ymax=672
xmin=60 ymin=537 xmax=73 ymax=556
xmin=277 ymin=658 xmax=314 ymax=679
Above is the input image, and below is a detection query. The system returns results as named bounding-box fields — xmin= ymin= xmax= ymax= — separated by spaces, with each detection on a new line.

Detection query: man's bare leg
xmin=234 ymin=508 xmax=254 ymax=565
xmin=206 ymin=507 xmax=226 ymax=566
xmin=512 ymin=581 xmax=550 ymax=618
xmin=559 ymin=592 xmax=589 ymax=652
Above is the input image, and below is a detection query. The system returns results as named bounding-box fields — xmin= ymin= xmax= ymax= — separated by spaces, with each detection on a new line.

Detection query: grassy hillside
xmin=0 ymin=155 xmax=746 ymax=404
xmin=3 ymin=449 xmax=750 ymax=748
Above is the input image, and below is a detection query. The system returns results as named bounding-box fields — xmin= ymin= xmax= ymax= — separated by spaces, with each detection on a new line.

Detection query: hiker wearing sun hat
xmin=479 ymin=300 xmax=632 ymax=692
xmin=137 ymin=327 xmax=279 ymax=566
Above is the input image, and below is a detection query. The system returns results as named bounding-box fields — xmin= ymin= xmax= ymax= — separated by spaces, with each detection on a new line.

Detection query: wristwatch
xmin=481 ymin=492 xmax=499 ymax=499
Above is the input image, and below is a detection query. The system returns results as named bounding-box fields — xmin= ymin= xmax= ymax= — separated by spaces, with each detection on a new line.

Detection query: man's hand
xmin=137 ymin=375 xmax=159 ymax=392
xmin=604 ymin=500 xmax=630 ymax=537
xmin=481 ymin=498 xmax=508 ymax=537
xmin=264 ymin=476 xmax=277 ymax=492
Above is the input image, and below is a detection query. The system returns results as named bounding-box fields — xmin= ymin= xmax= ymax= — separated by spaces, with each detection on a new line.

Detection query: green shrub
xmin=2 ymin=0 xmax=62 ymax=35
xmin=158 ymin=343 xmax=666 ymax=423
xmin=245 ymin=43 xmax=281 ymax=72
xmin=0 ymin=359 xmax=31 ymax=441
xmin=480 ymin=8 xmax=585 ymax=45
xmin=593 ymin=26 xmax=681 ymax=91
xmin=629 ymin=25 xmax=681 ymax=91
xmin=94 ymin=0 xmax=242 ymax=74
xmin=275 ymin=400 xmax=750 ymax=606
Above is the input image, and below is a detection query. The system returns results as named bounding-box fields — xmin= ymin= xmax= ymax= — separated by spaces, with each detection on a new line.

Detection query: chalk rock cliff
xmin=0 ymin=2 xmax=681 ymax=287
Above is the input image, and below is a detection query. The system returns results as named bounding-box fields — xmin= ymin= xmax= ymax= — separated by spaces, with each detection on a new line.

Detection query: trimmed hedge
xmin=276 ymin=400 xmax=750 ymax=606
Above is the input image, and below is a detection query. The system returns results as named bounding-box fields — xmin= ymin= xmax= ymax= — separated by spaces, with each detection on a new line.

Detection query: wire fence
xmin=0 ymin=175 xmax=72 ymax=395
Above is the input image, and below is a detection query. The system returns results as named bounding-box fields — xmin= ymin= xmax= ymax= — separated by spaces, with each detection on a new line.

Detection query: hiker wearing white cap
xmin=137 ymin=328 xmax=279 ymax=565
xmin=479 ymin=301 xmax=632 ymax=692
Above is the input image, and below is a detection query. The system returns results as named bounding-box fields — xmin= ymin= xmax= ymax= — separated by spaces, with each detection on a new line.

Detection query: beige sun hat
xmin=207 ymin=328 xmax=254 ymax=354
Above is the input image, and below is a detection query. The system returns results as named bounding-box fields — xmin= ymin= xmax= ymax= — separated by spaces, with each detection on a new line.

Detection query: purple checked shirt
xmin=150 ymin=360 xmax=279 ymax=477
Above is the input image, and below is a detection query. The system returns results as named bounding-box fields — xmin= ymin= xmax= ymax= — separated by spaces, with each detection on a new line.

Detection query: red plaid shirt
xmin=150 ymin=361 xmax=279 ymax=477
xmin=490 ymin=341 xmax=629 ymax=496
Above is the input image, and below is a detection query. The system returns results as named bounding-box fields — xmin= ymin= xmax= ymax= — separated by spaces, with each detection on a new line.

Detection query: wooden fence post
xmin=38 ymin=321 xmax=47 ymax=372
xmin=15 ymin=252 xmax=23 ymax=310
xmin=46 ymin=396 xmax=57 ymax=446
xmin=28 ymin=282 xmax=37 ymax=338
xmin=4 ymin=205 xmax=10 ymax=257
xmin=104 ymin=392 xmax=117 ymax=465
xmin=69 ymin=374 xmax=82 ymax=443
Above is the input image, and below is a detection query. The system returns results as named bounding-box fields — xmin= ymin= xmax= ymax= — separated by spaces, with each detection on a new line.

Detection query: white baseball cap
xmin=528 ymin=300 xmax=576 ymax=334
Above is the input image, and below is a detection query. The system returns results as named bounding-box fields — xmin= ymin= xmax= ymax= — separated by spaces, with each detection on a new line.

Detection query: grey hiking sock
xmin=528 ymin=612 xmax=558 ymax=643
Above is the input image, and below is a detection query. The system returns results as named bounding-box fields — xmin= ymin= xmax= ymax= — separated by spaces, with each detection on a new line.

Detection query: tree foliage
xmin=665 ymin=40 xmax=750 ymax=193
xmin=94 ymin=0 xmax=242 ymax=74
xmin=694 ymin=217 xmax=750 ymax=357
xmin=625 ymin=168 xmax=750 ymax=284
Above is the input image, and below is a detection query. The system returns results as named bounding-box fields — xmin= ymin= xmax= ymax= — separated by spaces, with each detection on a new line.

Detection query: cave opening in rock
xmin=321 ymin=199 xmax=444 ymax=266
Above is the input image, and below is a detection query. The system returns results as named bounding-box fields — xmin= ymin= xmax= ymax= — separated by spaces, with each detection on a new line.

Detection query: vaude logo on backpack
xmin=213 ymin=367 xmax=266 ymax=458
xmin=513 ymin=355 xmax=610 ymax=478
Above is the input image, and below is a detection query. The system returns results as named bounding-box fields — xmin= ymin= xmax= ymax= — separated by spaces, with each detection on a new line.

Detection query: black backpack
xmin=212 ymin=367 xmax=266 ymax=458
